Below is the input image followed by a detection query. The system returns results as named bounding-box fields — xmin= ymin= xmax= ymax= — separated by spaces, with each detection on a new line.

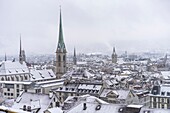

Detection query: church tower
xmin=56 ymin=8 xmax=67 ymax=79
xmin=73 ymin=47 xmax=77 ymax=65
xmin=112 ymin=47 xmax=117 ymax=63
xmin=19 ymin=36 xmax=26 ymax=64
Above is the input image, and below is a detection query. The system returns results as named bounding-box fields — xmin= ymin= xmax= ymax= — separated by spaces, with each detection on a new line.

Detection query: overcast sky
xmin=1 ymin=0 xmax=170 ymax=56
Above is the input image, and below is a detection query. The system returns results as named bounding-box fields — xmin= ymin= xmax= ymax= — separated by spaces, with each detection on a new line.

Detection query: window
xmin=17 ymin=89 xmax=19 ymax=92
xmin=16 ymin=76 xmax=19 ymax=81
xmin=11 ymin=93 xmax=13 ymax=96
xmin=4 ymin=93 xmax=6 ymax=95
xmin=25 ymin=76 xmax=27 ymax=80
xmin=11 ymin=76 xmax=14 ymax=81
xmin=162 ymin=104 xmax=164 ymax=109
xmin=162 ymin=98 xmax=164 ymax=103
xmin=8 ymin=93 xmax=10 ymax=96
xmin=58 ymin=55 xmax=61 ymax=62
xmin=167 ymin=92 xmax=170 ymax=96
xmin=63 ymin=55 xmax=65 ymax=61
xmin=153 ymin=103 xmax=156 ymax=108
xmin=168 ymin=99 xmax=170 ymax=104
xmin=5 ymin=84 xmax=14 ymax=89
xmin=1 ymin=77 xmax=4 ymax=81
xmin=7 ymin=88 xmax=10 ymax=91
xmin=161 ymin=92 xmax=165 ymax=96
xmin=154 ymin=97 xmax=156 ymax=102
xmin=17 ymin=84 xmax=19 ymax=88
xmin=7 ymin=77 xmax=10 ymax=81
xmin=56 ymin=102 xmax=60 ymax=107
xmin=21 ymin=76 xmax=23 ymax=81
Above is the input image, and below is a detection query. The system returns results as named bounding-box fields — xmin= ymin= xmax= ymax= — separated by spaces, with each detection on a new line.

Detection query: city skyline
xmin=1 ymin=0 xmax=170 ymax=56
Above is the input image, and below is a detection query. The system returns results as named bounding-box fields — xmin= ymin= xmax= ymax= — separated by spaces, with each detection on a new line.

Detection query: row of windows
xmin=1 ymin=75 xmax=29 ymax=81
xmin=152 ymin=97 xmax=170 ymax=103
xmin=152 ymin=103 xmax=166 ymax=109
xmin=4 ymin=92 xmax=13 ymax=96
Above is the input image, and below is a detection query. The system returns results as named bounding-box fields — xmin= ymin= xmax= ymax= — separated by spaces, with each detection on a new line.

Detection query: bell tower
xmin=56 ymin=8 xmax=67 ymax=79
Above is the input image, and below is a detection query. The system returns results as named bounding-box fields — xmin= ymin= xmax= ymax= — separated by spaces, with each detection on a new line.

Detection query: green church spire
xmin=57 ymin=7 xmax=66 ymax=52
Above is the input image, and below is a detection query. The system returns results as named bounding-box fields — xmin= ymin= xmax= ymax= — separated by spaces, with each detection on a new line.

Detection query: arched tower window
xmin=63 ymin=55 xmax=65 ymax=62
xmin=58 ymin=55 xmax=61 ymax=62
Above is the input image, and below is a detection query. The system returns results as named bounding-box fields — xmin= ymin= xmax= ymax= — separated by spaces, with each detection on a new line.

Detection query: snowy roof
xmin=63 ymin=69 xmax=94 ymax=80
xmin=46 ymin=107 xmax=63 ymax=113
xmin=37 ymin=79 xmax=64 ymax=88
xmin=160 ymin=71 xmax=170 ymax=79
xmin=0 ymin=61 xmax=29 ymax=75
xmin=78 ymin=84 xmax=102 ymax=91
xmin=0 ymin=81 xmax=32 ymax=85
xmin=127 ymin=104 xmax=143 ymax=108
xmin=30 ymin=69 xmax=56 ymax=81
xmin=0 ymin=106 xmax=30 ymax=113
xmin=100 ymin=89 xmax=130 ymax=100
xmin=12 ymin=92 xmax=53 ymax=113
xmin=159 ymin=84 xmax=170 ymax=97
xmin=77 ymin=62 xmax=87 ymax=65
xmin=67 ymin=102 xmax=122 ymax=113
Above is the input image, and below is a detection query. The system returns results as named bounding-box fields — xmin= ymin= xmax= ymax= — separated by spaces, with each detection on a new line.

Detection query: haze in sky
xmin=0 ymin=0 xmax=170 ymax=56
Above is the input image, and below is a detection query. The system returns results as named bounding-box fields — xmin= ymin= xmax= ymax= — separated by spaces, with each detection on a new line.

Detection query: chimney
xmin=49 ymin=91 xmax=53 ymax=99
xmin=27 ymin=106 xmax=31 ymax=112
xmin=23 ymin=105 xmax=26 ymax=111
xmin=83 ymin=103 xmax=87 ymax=110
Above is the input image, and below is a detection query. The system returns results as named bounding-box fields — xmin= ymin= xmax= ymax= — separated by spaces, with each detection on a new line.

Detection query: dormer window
xmin=161 ymin=92 xmax=165 ymax=96
xmin=167 ymin=92 xmax=170 ymax=96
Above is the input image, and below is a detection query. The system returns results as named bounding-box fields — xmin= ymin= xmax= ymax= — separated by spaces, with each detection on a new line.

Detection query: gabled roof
xmin=12 ymin=92 xmax=55 ymax=113
xmin=0 ymin=61 xmax=29 ymax=75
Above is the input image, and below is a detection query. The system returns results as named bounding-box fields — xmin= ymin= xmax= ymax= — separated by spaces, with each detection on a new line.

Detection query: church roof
xmin=0 ymin=61 xmax=29 ymax=75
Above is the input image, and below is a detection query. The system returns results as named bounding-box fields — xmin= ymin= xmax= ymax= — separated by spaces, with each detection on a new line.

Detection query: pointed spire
xmin=57 ymin=6 xmax=66 ymax=52
xmin=164 ymin=53 xmax=168 ymax=64
xmin=74 ymin=47 xmax=76 ymax=57
xmin=113 ymin=47 xmax=116 ymax=53
xmin=19 ymin=34 xmax=22 ymax=56
xmin=5 ymin=53 xmax=7 ymax=61
xmin=73 ymin=47 xmax=77 ymax=65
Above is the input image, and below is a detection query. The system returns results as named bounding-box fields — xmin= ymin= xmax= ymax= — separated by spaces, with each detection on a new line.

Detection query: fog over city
xmin=1 ymin=0 xmax=170 ymax=56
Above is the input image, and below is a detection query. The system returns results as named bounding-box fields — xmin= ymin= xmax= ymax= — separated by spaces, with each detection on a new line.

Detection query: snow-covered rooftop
xmin=12 ymin=92 xmax=53 ymax=113
xmin=30 ymin=69 xmax=55 ymax=81
xmin=0 ymin=61 xmax=29 ymax=75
